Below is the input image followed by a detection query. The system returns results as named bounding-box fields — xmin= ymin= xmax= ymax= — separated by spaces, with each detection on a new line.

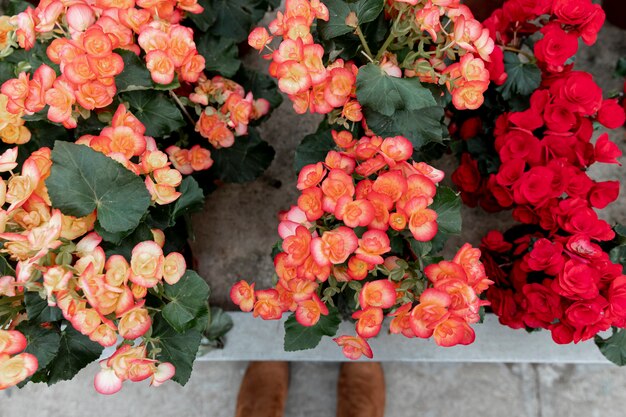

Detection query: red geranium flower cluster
xmin=232 ymin=129 xmax=491 ymax=359
xmin=453 ymin=71 xmax=625 ymax=214
xmin=483 ymin=0 xmax=605 ymax=73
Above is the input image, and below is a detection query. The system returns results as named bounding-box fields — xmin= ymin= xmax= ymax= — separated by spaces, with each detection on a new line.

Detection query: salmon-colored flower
xmin=146 ymin=50 xmax=175 ymax=85
xmin=311 ymin=226 xmax=358 ymax=266
xmin=118 ymin=306 xmax=151 ymax=340
xmin=355 ymin=230 xmax=391 ymax=265
xmin=410 ymin=288 xmax=451 ymax=338
xmin=333 ymin=335 xmax=373 ymax=360
xmin=359 ymin=279 xmax=396 ymax=309
xmin=295 ymin=293 xmax=328 ymax=326
xmin=353 ymin=307 xmax=384 ymax=338
xmin=129 ymin=241 xmax=164 ymax=288
xmin=0 ymin=352 xmax=38 ymax=390
xmin=404 ymin=197 xmax=438 ymax=242
xmin=231 ymin=280 xmax=256 ymax=312
xmin=297 ymin=162 xmax=326 ymax=190
xmin=389 ymin=303 xmax=414 ymax=338
xmin=249 ymin=27 xmax=273 ymax=51
xmin=253 ymin=289 xmax=283 ymax=320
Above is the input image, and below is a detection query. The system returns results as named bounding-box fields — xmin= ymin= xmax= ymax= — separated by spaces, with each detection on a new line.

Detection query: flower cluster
xmin=0 ymin=144 xmax=183 ymax=392
xmin=0 ymin=330 xmax=38 ymax=390
xmin=387 ymin=0 xmax=495 ymax=110
xmin=0 ymin=0 xmax=205 ymax=131
xmin=249 ymin=0 xmax=363 ymax=119
xmin=483 ymin=0 xmax=605 ymax=73
xmin=189 ymin=75 xmax=270 ymax=149
xmin=232 ymin=129 xmax=491 ymax=359
xmin=448 ymin=0 xmax=626 ymax=346
xmin=77 ymin=104 xmax=193 ymax=205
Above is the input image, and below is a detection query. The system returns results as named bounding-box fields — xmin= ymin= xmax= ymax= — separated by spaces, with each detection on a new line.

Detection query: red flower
xmin=522 ymin=281 xmax=563 ymax=328
xmin=524 ymin=238 xmax=564 ymax=276
xmin=588 ymin=181 xmax=619 ymax=209
xmin=597 ymin=99 xmax=626 ymax=129
xmin=551 ymin=71 xmax=602 ymax=116
xmin=451 ymin=153 xmax=481 ymax=193
xmin=552 ymin=260 xmax=600 ymax=300
xmin=534 ymin=24 xmax=578 ymax=71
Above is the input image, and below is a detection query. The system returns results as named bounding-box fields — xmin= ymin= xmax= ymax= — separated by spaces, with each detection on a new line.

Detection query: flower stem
xmin=376 ymin=30 xmax=397 ymax=61
xmin=169 ymin=90 xmax=196 ymax=127
xmin=502 ymin=45 xmax=535 ymax=62
xmin=355 ymin=24 xmax=374 ymax=62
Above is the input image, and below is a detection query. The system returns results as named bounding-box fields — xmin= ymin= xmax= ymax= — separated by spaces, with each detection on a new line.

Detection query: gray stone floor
xmin=3 ymin=8 xmax=626 ymax=417
xmin=3 ymin=362 xmax=626 ymax=417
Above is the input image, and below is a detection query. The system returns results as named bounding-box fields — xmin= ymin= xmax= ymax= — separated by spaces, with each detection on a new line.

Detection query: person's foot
xmin=234 ymin=361 xmax=290 ymax=417
xmin=336 ymin=362 xmax=386 ymax=417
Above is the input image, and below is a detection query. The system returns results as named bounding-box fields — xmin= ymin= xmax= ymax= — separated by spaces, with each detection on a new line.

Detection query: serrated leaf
xmin=43 ymin=326 xmax=103 ymax=385
xmin=357 ymin=63 xmax=436 ymax=116
xmin=16 ymin=322 xmax=61 ymax=378
xmin=204 ymin=307 xmax=233 ymax=341
xmin=318 ymin=0 xmax=384 ymax=40
xmin=211 ymin=128 xmax=275 ymax=183
xmin=115 ymin=49 xmax=153 ymax=92
xmin=47 ymin=142 xmax=151 ymax=234
xmin=121 ymin=90 xmax=185 ymax=137
xmin=207 ymin=0 xmax=270 ymax=43
xmin=162 ymin=270 xmax=211 ymax=333
xmin=497 ymin=52 xmax=541 ymax=101
xmin=596 ymin=329 xmax=626 ymax=366
xmin=197 ymin=34 xmax=241 ymax=77
xmin=284 ymin=307 xmax=341 ymax=351
xmin=152 ymin=314 xmax=203 ymax=385
xmin=294 ymin=129 xmax=336 ymax=173
xmin=172 ymin=176 xmax=205 ymax=221
xmin=24 ymin=291 xmax=63 ymax=323
xmin=187 ymin=0 xmax=216 ymax=31
xmin=364 ymin=107 xmax=445 ymax=150
xmin=430 ymin=186 xmax=462 ymax=235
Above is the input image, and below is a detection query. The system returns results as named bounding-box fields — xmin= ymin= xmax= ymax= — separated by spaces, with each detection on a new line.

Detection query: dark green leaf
xmin=163 ymin=270 xmax=211 ymax=333
xmin=187 ymin=0 xmax=216 ymax=31
xmin=364 ymin=107 xmax=445 ymax=150
xmin=24 ymin=291 xmax=63 ymax=323
xmin=115 ymin=49 xmax=153 ymax=92
xmin=204 ymin=307 xmax=233 ymax=341
xmin=430 ymin=186 xmax=462 ymax=235
xmin=121 ymin=90 xmax=185 ymax=137
xmin=357 ymin=63 xmax=436 ymax=116
xmin=172 ymin=176 xmax=205 ymax=220
xmin=596 ymin=329 xmax=626 ymax=366
xmin=47 ymin=142 xmax=151 ymax=233
xmin=0 ymin=256 xmax=15 ymax=276
xmin=284 ymin=307 xmax=341 ymax=351
xmin=102 ymin=223 xmax=153 ymax=260
xmin=497 ymin=52 xmax=541 ymax=101
xmin=152 ymin=314 xmax=203 ymax=385
xmin=207 ymin=0 xmax=269 ymax=43
xmin=43 ymin=326 xmax=103 ymax=385
xmin=5 ymin=0 xmax=31 ymax=14
xmin=16 ymin=322 xmax=61 ymax=375
xmin=237 ymin=67 xmax=283 ymax=112
xmin=615 ymin=57 xmax=626 ymax=78
xmin=610 ymin=245 xmax=626 ymax=273
xmin=211 ymin=128 xmax=275 ymax=183
xmin=294 ymin=129 xmax=336 ymax=173
xmin=318 ymin=0 xmax=384 ymax=40
xmin=196 ymin=34 xmax=241 ymax=77
xmin=0 ymin=61 xmax=16 ymax=85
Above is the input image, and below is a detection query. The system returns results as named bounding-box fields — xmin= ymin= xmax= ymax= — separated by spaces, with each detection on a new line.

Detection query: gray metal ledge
xmin=198 ymin=313 xmax=611 ymax=364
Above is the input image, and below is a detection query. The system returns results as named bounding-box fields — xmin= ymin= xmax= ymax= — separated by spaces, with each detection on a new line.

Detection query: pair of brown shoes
xmin=234 ymin=362 xmax=386 ymax=417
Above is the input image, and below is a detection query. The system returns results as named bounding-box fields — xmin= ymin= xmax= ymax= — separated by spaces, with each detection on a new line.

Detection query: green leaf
xmin=616 ymin=57 xmax=626 ymax=78
xmin=196 ymin=34 xmax=241 ymax=77
xmin=24 ymin=291 xmax=63 ymax=323
xmin=237 ymin=67 xmax=283 ymax=113
xmin=152 ymin=314 xmax=203 ymax=385
xmin=172 ymin=176 xmax=205 ymax=220
xmin=364 ymin=107 xmax=445 ymax=150
xmin=121 ymin=90 xmax=185 ymax=137
xmin=187 ymin=0 xmax=216 ymax=31
xmin=162 ymin=270 xmax=211 ymax=333
xmin=294 ymin=129 xmax=336 ymax=173
xmin=430 ymin=186 xmax=462 ymax=235
xmin=284 ymin=307 xmax=341 ymax=351
xmin=102 ymin=222 xmax=153 ymax=260
xmin=5 ymin=0 xmax=31 ymax=14
xmin=204 ymin=307 xmax=233 ymax=341
xmin=115 ymin=49 xmax=153 ymax=92
xmin=356 ymin=63 xmax=436 ymax=117
xmin=207 ymin=0 xmax=269 ymax=43
xmin=16 ymin=322 xmax=61 ymax=376
xmin=43 ymin=326 xmax=103 ymax=385
xmin=47 ymin=142 xmax=151 ymax=234
xmin=0 ymin=255 xmax=15 ymax=276
xmin=211 ymin=128 xmax=275 ymax=183
xmin=318 ymin=0 xmax=384 ymax=40
xmin=610 ymin=245 xmax=626 ymax=273
xmin=596 ymin=329 xmax=626 ymax=366
xmin=497 ymin=52 xmax=541 ymax=101
xmin=0 ymin=61 xmax=15 ymax=85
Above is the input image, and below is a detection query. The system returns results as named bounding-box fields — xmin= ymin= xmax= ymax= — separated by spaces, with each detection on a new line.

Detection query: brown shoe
xmin=336 ymin=362 xmax=386 ymax=417
xmin=234 ymin=361 xmax=290 ymax=417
